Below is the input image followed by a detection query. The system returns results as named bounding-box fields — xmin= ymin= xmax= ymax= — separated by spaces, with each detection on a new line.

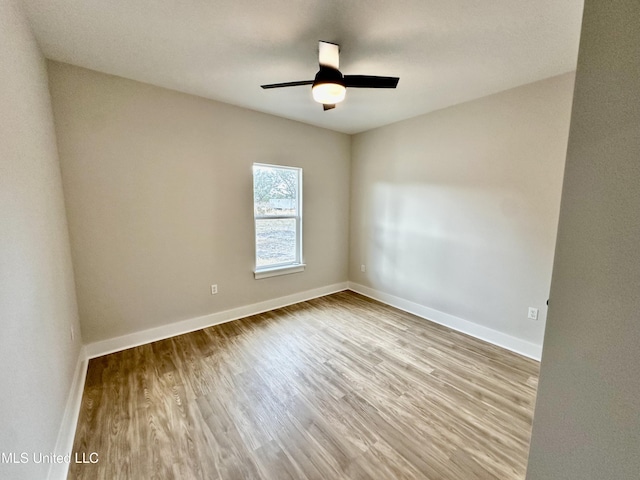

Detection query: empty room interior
xmin=2 ymin=0 xmax=639 ymax=479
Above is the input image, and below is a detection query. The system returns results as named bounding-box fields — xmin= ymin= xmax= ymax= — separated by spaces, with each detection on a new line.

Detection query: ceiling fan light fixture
xmin=260 ymin=42 xmax=399 ymax=112
xmin=312 ymin=82 xmax=346 ymax=104
xmin=312 ymin=66 xmax=346 ymax=105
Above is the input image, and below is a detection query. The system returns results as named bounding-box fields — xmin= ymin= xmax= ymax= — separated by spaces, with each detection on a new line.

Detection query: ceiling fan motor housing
xmin=313 ymin=66 xmax=345 ymax=87
xmin=312 ymin=66 xmax=346 ymax=105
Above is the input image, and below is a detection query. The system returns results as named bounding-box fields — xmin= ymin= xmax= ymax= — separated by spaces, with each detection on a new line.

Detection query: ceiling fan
xmin=261 ymin=41 xmax=399 ymax=111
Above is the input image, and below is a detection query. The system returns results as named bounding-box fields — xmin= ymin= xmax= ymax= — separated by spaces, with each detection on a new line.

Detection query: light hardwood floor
xmin=68 ymin=291 xmax=539 ymax=479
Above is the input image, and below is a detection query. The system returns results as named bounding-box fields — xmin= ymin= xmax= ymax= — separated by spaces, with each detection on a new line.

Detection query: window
xmin=253 ymin=163 xmax=304 ymax=279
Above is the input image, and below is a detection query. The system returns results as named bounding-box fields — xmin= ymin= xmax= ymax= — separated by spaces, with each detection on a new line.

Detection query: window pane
xmin=253 ymin=165 xmax=299 ymax=216
xmin=255 ymin=218 xmax=297 ymax=267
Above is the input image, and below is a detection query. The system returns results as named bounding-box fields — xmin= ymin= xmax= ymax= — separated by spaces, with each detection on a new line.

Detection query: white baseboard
xmin=48 ymin=346 xmax=89 ymax=480
xmin=348 ymin=282 xmax=542 ymax=361
xmin=85 ymin=282 xmax=349 ymax=359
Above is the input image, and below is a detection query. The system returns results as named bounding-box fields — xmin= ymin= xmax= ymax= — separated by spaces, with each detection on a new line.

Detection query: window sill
xmin=254 ymin=263 xmax=306 ymax=280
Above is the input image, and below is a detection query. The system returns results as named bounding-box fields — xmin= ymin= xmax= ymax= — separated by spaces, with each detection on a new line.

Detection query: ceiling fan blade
xmin=323 ymin=103 xmax=336 ymax=111
xmin=261 ymin=80 xmax=314 ymax=89
xmin=318 ymin=41 xmax=340 ymax=69
xmin=344 ymin=75 xmax=399 ymax=88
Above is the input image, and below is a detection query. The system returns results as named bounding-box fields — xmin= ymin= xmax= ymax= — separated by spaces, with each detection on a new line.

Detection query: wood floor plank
xmin=68 ymin=291 xmax=539 ymax=479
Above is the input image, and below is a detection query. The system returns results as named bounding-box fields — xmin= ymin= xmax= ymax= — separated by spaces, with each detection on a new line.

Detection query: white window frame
xmin=253 ymin=163 xmax=305 ymax=279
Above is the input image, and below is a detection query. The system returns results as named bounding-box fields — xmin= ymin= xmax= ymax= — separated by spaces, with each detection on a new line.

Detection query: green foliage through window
xmin=253 ymin=164 xmax=302 ymax=269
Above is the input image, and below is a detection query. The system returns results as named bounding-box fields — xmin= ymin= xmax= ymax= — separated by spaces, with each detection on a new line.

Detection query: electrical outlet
xmin=528 ymin=307 xmax=539 ymax=320
xmin=361 ymin=264 xmax=366 ymax=272
xmin=211 ymin=284 xmax=218 ymax=295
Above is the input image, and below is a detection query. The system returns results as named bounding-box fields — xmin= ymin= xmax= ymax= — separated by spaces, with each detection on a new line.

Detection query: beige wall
xmin=48 ymin=62 xmax=351 ymax=344
xmin=527 ymin=0 xmax=640 ymax=477
xmin=350 ymin=73 xmax=575 ymax=348
xmin=0 ymin=1 xmax=83 ymax=479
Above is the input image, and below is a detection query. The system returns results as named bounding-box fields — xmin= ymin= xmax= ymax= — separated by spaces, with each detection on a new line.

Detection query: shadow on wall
xmin=350 ymin=73 xmax=574 ymax=348
xmin=364 ymin=180 xmax=548 ymax=340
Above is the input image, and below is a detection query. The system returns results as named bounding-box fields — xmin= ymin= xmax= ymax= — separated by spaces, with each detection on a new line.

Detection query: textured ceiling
xmin=22 ymin=0 xmax=584 ymax=134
